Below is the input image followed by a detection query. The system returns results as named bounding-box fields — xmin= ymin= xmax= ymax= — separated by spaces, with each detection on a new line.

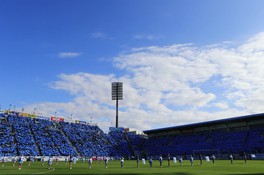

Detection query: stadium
xmin=0 ymin=109 xmax=264 ymax=174
xmin=2 ymin=1 xmax=264 ymax=175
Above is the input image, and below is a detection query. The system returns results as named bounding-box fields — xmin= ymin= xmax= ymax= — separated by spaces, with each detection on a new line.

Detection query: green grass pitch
xmin=0 ymin=160 xmax=263 ymax=175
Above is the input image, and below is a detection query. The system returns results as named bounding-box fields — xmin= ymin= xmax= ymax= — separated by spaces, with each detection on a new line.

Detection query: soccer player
xmin=73 ymin=156 xmax=77 ymax=164
xmin=167 ymin=154 xmax=171 ymax=167
xmin=190 ymin=155 xmax=194 ymax=166
xmin=104 ymin=157 xmax=108 ymax=168
xmin=120 ymin=157 xmax=124 ymax=168
xmin=230 ymin=154 xmax=234 ymax=164
xmin=179 ymin=156 xmax=183 ymax=166
xmin=12 ymin=157 xmax=16 ymax=166
xmin=243 ymin=152 xmax=247 ymax=164
xmin=159 ymin=155 xmax=163 ymax=167
xmin=55 ymin=156 xmax=58 ymax=165
xmin=69 ymin=155 xmax=73 ymax=169
xmin=136 ymin=155 xmax=140 ymax=168
xmin=88 ymin=157 xmax=92 ymax=169
xmin=27 ymin=155 xmax=31 ymax=166
xmin=1 ymin=156 xmax=5 ymax=167
xmin=199 ymin=154 xmax=203 ymax=165
xmin=18 ymin=156 xmax=23 ymax=170
xmin=29 ymin=155 xmax=34 ymax=166
xmin=149 ymin=157 xmax=153 ymax=167
xmin=211 ymin=154 xmax=216 ymax=165
xmin=41 ymin=156 xmax=45 ymax=165
xmin=48 ymin=157 xmax=53 ymax=170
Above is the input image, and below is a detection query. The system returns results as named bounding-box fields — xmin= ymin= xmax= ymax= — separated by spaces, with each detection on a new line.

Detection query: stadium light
xmin=111 ymin=82 xmax=123 ymax=128
xmin=90 ymin=116 xmax=93 ymax=123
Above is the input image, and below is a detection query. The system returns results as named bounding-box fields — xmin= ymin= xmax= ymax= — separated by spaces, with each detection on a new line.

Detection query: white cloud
xmin=58 ymin=52 xmax=81 ymax=58
xmin=213 ymin=102 xmax=229 ymax=110
xmin=163 ymin=88 xmax=216 ymax=107
xmin=27 ymin=32 xmax=264 ymax=132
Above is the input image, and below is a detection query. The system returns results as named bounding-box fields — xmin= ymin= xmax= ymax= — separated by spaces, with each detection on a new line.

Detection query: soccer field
xmin=0 ymin=160 xmax=264 ymax=175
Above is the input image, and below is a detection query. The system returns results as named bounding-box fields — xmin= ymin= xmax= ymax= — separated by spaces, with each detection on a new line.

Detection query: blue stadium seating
xmin=61 ymin=122 xmax=120 ymax=157
xmin=0 ymin=111 xmax=263 ymax=158
xmin=0 ymin=114 xmax=16 ymax=156
xmin=109 ymin=128 xmax=133 ymax=156
xmin=141 ymin=129 xmax=264 ymax=157
xmin=8 ymin=115 xmax=39 ymax=156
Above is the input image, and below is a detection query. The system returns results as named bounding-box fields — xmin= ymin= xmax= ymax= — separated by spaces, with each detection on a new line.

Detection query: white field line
xmin=30 ymin=167 xmax=55 ymax=175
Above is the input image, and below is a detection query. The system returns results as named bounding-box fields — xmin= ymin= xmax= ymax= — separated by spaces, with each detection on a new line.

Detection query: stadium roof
xmin=143 ymin=113 xmax=264 ymax=134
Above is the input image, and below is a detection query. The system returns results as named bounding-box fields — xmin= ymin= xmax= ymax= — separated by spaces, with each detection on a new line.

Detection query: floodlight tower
xmin=111 ymin=82 xmax=123 ymax=128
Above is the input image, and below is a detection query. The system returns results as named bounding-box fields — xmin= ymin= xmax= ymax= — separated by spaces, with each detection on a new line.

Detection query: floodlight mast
xmin=111 ymin=82 xmax=123 ymax=128
xmin=116 ymin=86 xmax=118 ymax=128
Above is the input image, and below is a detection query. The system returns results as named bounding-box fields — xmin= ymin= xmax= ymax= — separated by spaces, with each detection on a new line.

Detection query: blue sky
xmin=1 ymin=0 xmax=264 ymax=132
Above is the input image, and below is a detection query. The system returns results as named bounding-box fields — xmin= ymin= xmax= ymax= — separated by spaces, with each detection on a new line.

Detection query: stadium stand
xmin=8 ymin=114 xmax=39 ymax=156
xmin=109 ymin=128 xmax=133 ymax=157
xmin=61 ymin=122 xmax=121 ymax=157
xmin=143 ymin=114 xmax=264 ymax=159
xmin=0 ymin=114 xmax=16 ymax=156
xmin=126 ymin=131 xmax=146 ymax=156
xmin=31 ymin=118 xmax=77 ymax=156
xmin=0 ymin=111 xmax=264 ymax=159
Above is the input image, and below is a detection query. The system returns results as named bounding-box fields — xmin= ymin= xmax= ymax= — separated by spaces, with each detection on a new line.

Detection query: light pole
xmin=68 ymin=113 xmax=73 ymax=120
xmin=111 ymin=82 xmax=123 ymax=128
